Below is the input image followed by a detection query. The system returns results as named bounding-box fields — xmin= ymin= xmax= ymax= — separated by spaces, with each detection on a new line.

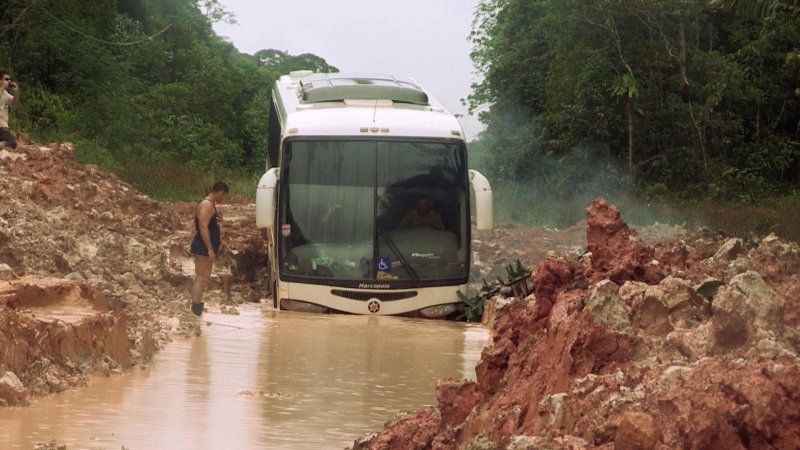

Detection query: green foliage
xmin=469 ymin=0 xmax=800 ymax=201
xmin=505 ymin=260 xmax=528 ymax=282
xmin=709 ymin=0 xmax=800 ymax=18
xmin=611 ymin=74 xmax=639 ymax=105
xmin=0 ymin=0 xmax=336 ymax=199
xmin=457 ymin=261 xmax=530 ymax=322
xmin=457 ymin=280 xmax=498 ymax=322
xmin=255 ymin=49 xmax=339 ymax=74
xmin=13 ymin=83 xmax=73 ymax=135
xmin=117 ymin=152 xmax=258 ymax=201
xmin=73 ymin=138 xmax=123 ymax=173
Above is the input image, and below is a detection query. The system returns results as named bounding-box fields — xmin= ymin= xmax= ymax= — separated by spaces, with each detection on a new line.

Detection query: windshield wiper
xmin=377 ymin=228 xmax=420 ymax=284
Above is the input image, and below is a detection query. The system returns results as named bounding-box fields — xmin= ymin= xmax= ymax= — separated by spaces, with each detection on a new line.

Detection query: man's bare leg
xmin=191 ymin=255 xmax=214 ymax=315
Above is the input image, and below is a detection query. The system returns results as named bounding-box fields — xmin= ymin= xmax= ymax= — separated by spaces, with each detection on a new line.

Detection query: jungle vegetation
xmin=0 ymin=0 xmax=336 ymax=198
xmin=467 ymin=0 xmax=800 ymax=206
xmin=2 ymin=0 xmax=798 ymax=206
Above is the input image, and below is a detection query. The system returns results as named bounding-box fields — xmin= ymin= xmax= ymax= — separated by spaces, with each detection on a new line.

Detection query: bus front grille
xmin=330 ymin=289 xmax=418 ymax=302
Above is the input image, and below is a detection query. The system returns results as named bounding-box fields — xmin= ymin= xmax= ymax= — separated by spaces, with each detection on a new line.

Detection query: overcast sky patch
xmin=213 ymin=0 xmax=484 ymax=140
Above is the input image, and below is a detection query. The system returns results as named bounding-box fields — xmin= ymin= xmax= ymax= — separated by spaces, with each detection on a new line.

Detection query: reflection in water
xmin=0 ymin=307 xmax=487 ymax=449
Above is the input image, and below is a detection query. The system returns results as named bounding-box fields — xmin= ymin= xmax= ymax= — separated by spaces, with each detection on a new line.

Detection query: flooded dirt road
xmin=0 ymin=306 xmax=487 ymax=449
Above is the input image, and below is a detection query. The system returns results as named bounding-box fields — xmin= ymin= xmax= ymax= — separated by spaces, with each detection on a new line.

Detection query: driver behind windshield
xmin=398 ymin=198 xmax=444 ymax=230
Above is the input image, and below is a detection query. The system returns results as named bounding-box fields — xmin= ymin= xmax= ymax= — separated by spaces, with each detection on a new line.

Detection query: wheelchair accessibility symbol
xmin=376 ymin=256 xmax=391 ymax=273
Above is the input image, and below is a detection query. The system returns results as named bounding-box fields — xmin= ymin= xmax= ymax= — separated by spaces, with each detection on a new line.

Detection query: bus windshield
xmin=278 ymin=139 xmax=469 ymax=287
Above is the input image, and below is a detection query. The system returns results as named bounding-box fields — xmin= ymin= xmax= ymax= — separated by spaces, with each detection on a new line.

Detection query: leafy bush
xmin=469 ymin=0 xmax=800 ymax=201
xmin=457 ymin=280 xmax=497 ymax=322
xmin=0 ymin=0 xmax=336 ymax=200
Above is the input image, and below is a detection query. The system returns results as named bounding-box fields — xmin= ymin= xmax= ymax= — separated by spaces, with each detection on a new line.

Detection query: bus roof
xmin=300 ymin=73 xmax=429 ymax=105
xmin=273 ymin=72 xmax=465 ymax=141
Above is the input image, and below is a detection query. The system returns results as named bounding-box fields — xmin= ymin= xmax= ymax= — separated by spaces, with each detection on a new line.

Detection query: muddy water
xmin=0 ymin=307 xmax=488 ymax=449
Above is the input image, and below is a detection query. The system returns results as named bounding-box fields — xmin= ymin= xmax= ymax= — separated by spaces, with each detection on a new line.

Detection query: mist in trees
xmin=468 ymin=0 xmax=800 ymax=203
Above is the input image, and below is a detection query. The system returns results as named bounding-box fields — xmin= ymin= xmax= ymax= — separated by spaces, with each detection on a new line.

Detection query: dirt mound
xmin=469 ymin=206 xmax=686 ymax=284
xmin=0 ymin=141 xmax=268 ymax=404
xmin=0 ymin=277 xmax=128 ymax=405
xmin=354 ymin=197 xmax=800 ymax=449
xmin=585 ymin=198 xmax=662 ymax=284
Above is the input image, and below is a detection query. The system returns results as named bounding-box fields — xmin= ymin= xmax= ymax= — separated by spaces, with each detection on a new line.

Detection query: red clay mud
xmin=356 ymin=197 xmax=800 ymax=449
xmin=0 ymin=277 xmax=128 ymax=405
xmin=585 ymin=198 xmax=661 ymax=284
xmin=0 ymin=141 xmax=268 ymax=405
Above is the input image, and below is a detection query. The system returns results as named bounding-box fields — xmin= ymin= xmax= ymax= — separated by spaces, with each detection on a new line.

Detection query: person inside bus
xmin=398 ymin=197 xmax=445 ymax=230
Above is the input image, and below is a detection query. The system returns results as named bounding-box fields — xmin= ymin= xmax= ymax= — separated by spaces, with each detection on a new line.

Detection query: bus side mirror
xmin=469 ymin=169 xmax=493 ymax=231
xmin=256 ymin=167 xmax=280 ymax=228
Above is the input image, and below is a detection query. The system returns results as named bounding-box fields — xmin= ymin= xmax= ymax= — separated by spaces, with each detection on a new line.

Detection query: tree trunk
xmin=627 ymin=94 xmax=634 ymax=176
xmin=678 ymin=18 xmax=709 ymax=176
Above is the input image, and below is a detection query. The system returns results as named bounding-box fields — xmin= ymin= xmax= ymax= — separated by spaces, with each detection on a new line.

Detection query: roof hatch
xmin=299 ymin=73 xmax=429 ymax=105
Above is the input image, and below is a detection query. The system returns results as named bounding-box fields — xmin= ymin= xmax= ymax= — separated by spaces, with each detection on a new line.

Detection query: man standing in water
xmin=190 ymin=181 xmax=229 ymax=316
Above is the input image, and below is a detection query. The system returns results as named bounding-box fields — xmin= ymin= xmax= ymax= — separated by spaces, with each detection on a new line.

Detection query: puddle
xmin=0 ymin=306 xmax=488 ymax=449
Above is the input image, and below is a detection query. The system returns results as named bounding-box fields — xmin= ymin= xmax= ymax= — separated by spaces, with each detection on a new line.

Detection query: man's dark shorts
xmin=190 ymin=235 xmax=220 ymax=257
xmin=0 ymin=128 xmax=17 ymax=149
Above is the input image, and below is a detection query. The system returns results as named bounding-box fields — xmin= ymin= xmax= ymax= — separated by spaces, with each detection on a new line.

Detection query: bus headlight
xmin=420 ymin=303 xmax=459 ymax=319
xmin=280 ymin=299 xmax=330 ymax=314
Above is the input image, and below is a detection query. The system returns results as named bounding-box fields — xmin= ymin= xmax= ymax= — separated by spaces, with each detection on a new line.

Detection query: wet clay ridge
xmin=355 ymin=198 xmax=800 ymax=449
xmin=0 ymin=137 xmax=268 ymax=406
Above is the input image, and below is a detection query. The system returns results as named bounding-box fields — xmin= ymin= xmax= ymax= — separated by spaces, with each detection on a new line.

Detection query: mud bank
xmin=0 ymin=138 xmax=268 ymax=406
xmin=0 ymin=277 xmax=128 ymax=406
xmin=355 ymin=198 xmax=800 ymax=449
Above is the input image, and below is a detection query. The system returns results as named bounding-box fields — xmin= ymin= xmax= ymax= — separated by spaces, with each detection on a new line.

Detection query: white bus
xmin=256 ymin=71 xmax=492 ymax=318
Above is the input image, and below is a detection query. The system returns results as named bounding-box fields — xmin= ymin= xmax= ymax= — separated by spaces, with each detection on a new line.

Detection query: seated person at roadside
xmin=398 ymin=198 xmax=444 ymax=230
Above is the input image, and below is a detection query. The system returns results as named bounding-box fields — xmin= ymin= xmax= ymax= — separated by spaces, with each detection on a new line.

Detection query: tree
xmin=1 ymin=0 xmax=338 ymax=195
xmin=469 ymin=0 xmax=800 ymax=200
xmin=709 ymin=0 xmax=800 ymax=17
xmin=254 ymin=49 xmax=339 ymax=74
